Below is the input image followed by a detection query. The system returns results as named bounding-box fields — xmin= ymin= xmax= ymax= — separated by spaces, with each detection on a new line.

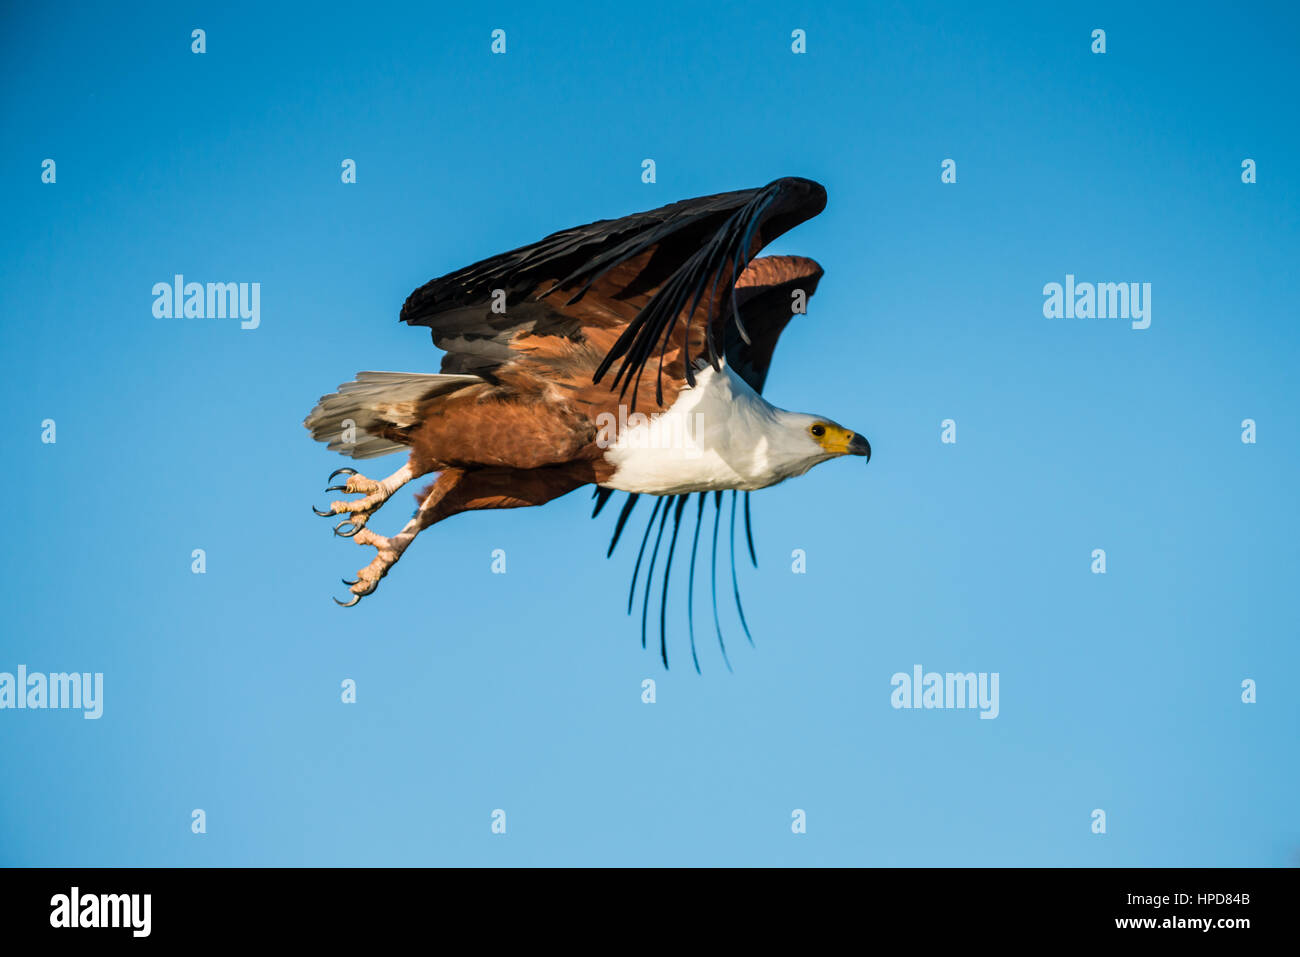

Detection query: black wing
xmin=400 ymin=177 xmax=826 ymax=402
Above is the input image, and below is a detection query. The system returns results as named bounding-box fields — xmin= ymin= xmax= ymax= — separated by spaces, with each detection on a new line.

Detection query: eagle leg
xmin=312 ymin=462 xmax=416 ymax=530
xmin=332 ymin=465 xmax=591 ymax=606
xmin=341 ymin=527 xmax=411 ymax=600
xmin=334 ymin=468 xmax=468 ymax=604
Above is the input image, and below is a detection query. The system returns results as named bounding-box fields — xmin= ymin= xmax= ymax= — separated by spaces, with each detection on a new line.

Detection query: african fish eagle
xmin=304 ymin=177 xmax=870 ymax=669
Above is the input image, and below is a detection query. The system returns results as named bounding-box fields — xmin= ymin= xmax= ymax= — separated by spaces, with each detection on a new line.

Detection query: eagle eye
xmin=810 ymin=423 xmax=826 ymax=438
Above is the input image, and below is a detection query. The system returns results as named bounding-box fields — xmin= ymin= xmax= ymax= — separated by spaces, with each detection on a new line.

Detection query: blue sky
xmin=1 ymin=0 xmax=1296 ymax=865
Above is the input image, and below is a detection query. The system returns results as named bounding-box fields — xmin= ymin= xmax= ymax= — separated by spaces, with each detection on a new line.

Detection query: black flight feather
xmin=627 ymin=497 xmax=663 ymax=614
xmin=686 ymin=493 xmax=707 ymax=674
xmin=640 ymin=502 xmax=672 ymax=653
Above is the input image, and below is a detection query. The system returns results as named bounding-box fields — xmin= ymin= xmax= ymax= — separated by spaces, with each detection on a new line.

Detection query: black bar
xmin=1 ymin=867 xmax=1291 ymax=942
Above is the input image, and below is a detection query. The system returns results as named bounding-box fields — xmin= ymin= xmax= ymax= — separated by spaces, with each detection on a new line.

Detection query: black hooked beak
xmin=848 ymin=432 xmax=871 ymax=461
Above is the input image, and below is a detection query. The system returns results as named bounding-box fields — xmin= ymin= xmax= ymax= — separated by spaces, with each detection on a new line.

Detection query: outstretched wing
xmin=585 ymin=178 xmax=826 ymax=406
xmin=399 ymin=177 xmax=826 ymax=409
xmin=399 ymin=188 xmax=752 ymax=381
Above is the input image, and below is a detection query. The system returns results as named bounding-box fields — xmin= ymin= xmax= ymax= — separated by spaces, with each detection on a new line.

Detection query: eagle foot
xmin=333 ymin=528 xmax=410 ymax=605
xmin=312 ymin=463 xmax=414 ymax=523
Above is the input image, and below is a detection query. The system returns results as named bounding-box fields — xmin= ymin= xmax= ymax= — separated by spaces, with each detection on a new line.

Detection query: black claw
xmin=341 ymin=578 xmax=358 ymax=586
xmin=329 ymin=467 xmax=357 ymax=481
xmin=333 ymin=594 xmax=361 ymax=607
xmin=325 ymin=484 xmax=349 ymax=493
xmin=333 ymin=520 xmax=360 ymax=538
xmin=312 ymin=504 xmax=334 ymax=517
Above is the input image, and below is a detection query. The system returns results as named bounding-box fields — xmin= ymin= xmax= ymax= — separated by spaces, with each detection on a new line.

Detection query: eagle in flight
xmin=305 ymin=177 xmax=869 ymax=669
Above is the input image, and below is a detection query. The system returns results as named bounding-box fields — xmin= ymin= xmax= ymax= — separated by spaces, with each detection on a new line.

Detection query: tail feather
xmin=304 ymin=370 xmax=481 ymax=459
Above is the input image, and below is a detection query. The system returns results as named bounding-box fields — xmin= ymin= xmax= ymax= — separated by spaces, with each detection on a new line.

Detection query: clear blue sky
xmin=2 ymin=0 xmax=1296 ymax=866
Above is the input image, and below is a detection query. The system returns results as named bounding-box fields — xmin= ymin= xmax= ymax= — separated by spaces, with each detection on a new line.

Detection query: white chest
xmin=599 ymin=364 xmax=799 ymax=495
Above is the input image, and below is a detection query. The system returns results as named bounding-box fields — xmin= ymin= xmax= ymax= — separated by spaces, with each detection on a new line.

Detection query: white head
xmin=761 ymin=409 xmax=872 ymax=480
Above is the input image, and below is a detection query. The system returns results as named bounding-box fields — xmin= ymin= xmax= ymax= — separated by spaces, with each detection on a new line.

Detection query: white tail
xmin=303 ymin=370 xmax=481 ymax=459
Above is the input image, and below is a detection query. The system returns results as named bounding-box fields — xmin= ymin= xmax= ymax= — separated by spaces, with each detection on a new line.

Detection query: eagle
xmin=304 ymin=177 xmax=870 ymax=669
